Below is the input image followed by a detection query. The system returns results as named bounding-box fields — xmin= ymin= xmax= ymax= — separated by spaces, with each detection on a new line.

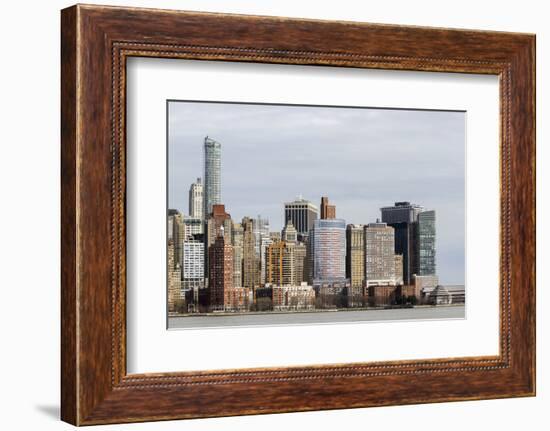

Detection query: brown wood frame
xmin=61 ymin=4 xmax=536 ymax=426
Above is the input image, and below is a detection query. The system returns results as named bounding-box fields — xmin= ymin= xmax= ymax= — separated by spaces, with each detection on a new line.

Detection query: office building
xmin=284 ymin=197 xmax=318 ymax=237
xmin=364 ymin=222 xmax=396 ymax=286
xmin=188 ymin=177 xmax=203 ymax=220
xmin=182 ymin=240 xmax=204 ymax=291
xmin=253 ymin=216 xmax=271 ymax=284
xmin=266 ymin=238 xmax=307 ymax=287
xmin=183 ymin=215 xmax=203 ymax=237
xmin=380 ymin=202 xmax=424 ymax=284
xmin=418 ymin=210 xmax=436 ymax=275
xmin=168 ymin=209 xmax=185 ymax=267
xmin=231 ymin=222 xmax=244 ymax=287
xmin=167 ymin=239 xmax=182 ymax=313
xmin=320 ymin=196 xmax=336 ymax=219
xmin=310 ymin=218 xmax=347 ymax=284
xmin=346 ymin=224 xmax=365 ymax=288
xmin=203 ymin=136 xmax=221 ymax=217
xmin=242 ymin=217 xmax=260 ymax=288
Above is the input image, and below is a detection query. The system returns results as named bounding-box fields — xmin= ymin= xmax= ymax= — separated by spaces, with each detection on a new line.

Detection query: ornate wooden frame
xmin=61 ymin=4 xmax=535 ymax=425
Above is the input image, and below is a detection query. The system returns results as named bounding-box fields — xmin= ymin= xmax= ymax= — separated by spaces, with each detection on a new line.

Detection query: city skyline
xmin=168 ymin=101 xmax=465 ymax=284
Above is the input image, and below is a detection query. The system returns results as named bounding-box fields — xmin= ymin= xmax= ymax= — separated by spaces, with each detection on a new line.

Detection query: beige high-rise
xmin=346 ymin=224 xmax=364 ymax=288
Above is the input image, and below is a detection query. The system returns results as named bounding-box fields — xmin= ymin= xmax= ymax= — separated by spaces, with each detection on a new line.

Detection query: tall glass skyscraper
xmin=203 ymin=136 xmax=221 ymax=217
xmin=418 ymin=210 xmax=436 ymax=275
xmin=380 ymin=202 xmax=436 ymax=283
xmin=380 ymin=202 xmax=423 ymax=284
xmin=310 ymin=218 xmax=346 ymax=283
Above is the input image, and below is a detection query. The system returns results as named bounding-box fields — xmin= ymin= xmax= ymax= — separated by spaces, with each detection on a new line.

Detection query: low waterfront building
xmin=367 ymin=284 xmax=397 ymax=307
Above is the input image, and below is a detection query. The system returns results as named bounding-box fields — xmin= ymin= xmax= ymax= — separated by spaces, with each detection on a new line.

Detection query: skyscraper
xmin=266 ymin=222 xmax=307 ymax=287
xmin=284 ymin=198 xmax=318 ymax=238
xmin=205 ymin=204 xmax=232 ymax=282
xmin=206 ymin=204 xmax=232 ymax=248
xmin=310 ymin=218 xmax=346 ymax=284
xmin=418 ymin=210 xmax=436 ymax=275
xmin=380 ymin=202 xmax=424 ymax=284
xmin=242 ymin=216 xmax=260 ymax=288
xmin=167 ymin=239 xmax=182 ymax=313
xmin=364 ymin=222 xmax=396 ymax=285
xmin=203 ymin=136 xmax=221 ymax=217
xmin=380 ymin=202 xmax=437 ymax=284
xmin=182 ymin=240 xmax=204 ymax=291
xmin=320 ymin=196 xmax=336 ymax=219
xmin=253 ymin=216 xmax=271 ymax=284
xmin=188 ymin=177 xmax=203 ymax=220
xmin=208 ymin=231 xmax=233 ymax=310
xmin=167 ymin=209 xmax=185 ymax=267
xmin=346 ymin=224 xmax=364 ymax=288
xmin=231 ymin=222 xmax=244 ymax=287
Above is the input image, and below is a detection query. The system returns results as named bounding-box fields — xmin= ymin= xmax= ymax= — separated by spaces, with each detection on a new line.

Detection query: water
xmin=168 ymin=304 xmax=465 ymax=329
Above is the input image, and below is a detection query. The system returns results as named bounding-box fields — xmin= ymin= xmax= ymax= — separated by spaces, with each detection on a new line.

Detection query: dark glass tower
xmin=380 ymin=202 xmax=434 ymax=284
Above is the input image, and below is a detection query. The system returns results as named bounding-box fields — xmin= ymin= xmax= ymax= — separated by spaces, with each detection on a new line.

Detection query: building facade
xmin=320 ymin=196 xmax=336 ymax=219
xmin=231 ymin=222 xmax=244 ymax=287
xmin=266 ymin=240 xmax=307 ymax=287
xmin=284 ymin=198 xmax=319 ymax=237
xmin=182 ymin=240 xmax=204 ymax=291
xmin=346 ymin=224 xmax=365 ymax=288
xmin=183 ymin=215 xmax=203 ymax=237
xmin=242 ymin=216 xmax=260 ymax=288
xmin=168 ymin=209 xmax=185 ymax=267
xmin=380 ymin=202 xmax=424 ymax=284
xmin=188 ymin=177 xmax=203 ymax=220
xmin=203 ymin=136 xmax=221 ymax=217
xmin=208 ymin=233 xmax=233 ymax=310
xmin=364 ymin=222 xmax=396 ymax=285
xmin=310 ymin=218 xmax=347 ymax=284
xmin=418 ymin=210 xmax=436 ymax=275
xmin=167 ymin=239 xmax=182 ymax=313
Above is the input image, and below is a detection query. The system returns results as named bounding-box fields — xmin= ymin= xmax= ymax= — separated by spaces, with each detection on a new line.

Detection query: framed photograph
xmin=61 ymin=4 xmax=535 ymax=425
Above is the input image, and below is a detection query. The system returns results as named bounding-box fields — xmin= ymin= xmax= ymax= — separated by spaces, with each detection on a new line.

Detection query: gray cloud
xmin=168 ymin=101 xmax=465 ymax=284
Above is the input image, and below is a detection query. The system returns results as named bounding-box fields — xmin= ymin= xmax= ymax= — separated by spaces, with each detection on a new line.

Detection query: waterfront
xmin=168 ymin=304 xmax=465 ymax=329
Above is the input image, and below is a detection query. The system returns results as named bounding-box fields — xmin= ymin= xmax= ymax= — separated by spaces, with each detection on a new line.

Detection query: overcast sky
xmin=168 ymin=101 xmax=465 ymax=284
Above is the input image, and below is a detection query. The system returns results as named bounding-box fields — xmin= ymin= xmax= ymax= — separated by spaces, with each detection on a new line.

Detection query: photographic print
xmin=167 ymin=101 xmax=465 ymax=329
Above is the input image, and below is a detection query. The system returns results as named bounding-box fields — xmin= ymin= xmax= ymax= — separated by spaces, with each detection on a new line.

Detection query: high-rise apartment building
xmin=168 ymin=209 xmax=185 ymax=267
xmin=206 ymin=204 xmax=232 ymax=247
xmin=231 ymin=222 xmax=244 ymax=287
xmin=242 ymin=217 xmax=260 ymax=288
xmin=167 ymin=239 xmax=182 ymax=313
xmin=364 ymin=222 xmax=396 ymax=285
xmin=203 ymin=136 xmax=221 ymax=217
xmin=346 ymin=224 xmax=365 ymax=288
xmin=266 ymin=239 xmax=307 ymax=286
xmin=310 ymin=218 xmax=347 ymax=284
xmin=418 ymin=210 xmax=436 ymax=275
xmin=284 ymin=198 xmax=318 ymax=237
xmin=182 ymin=240 xmax=204 ymax=291
xmin=253 ymin=216 xmax=272 ymax=284
xmin=205 ymin=204 xmax=232 ymax=283
xmin=183 ymin=215 xmax=203 ymax=237
xmin=208 ymin=231 xmax=233 ymax=310
xmin=188 ymin=177 xmax=204 ymax=220
xmin=320 ymin=196 xmax=336 ymax=219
